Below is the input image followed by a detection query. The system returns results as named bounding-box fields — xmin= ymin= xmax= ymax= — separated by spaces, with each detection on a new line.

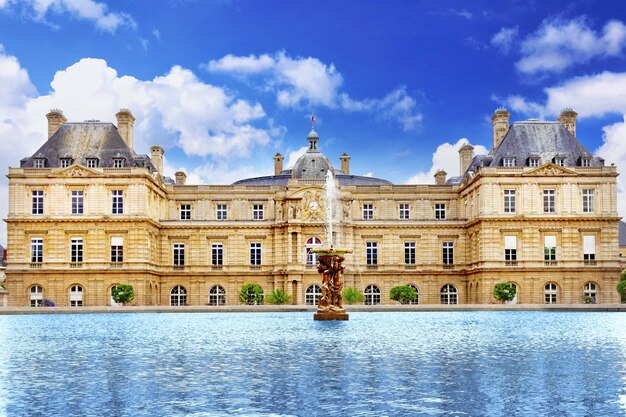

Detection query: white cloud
xmin=596 ymin=118 xmax=626 ymax=217
xmin=516 ymin=17 xmax=626 ymax=74
xmin=491 ymin=94 xmax=545 ymax=118
xmin=152 ymin=29 xmax=160 ymax=41
xmin=205 ymin=51 xmax=423 ymax=131
xmin=406 ymin=138 xmax=488 ymax=184
xmin=1 ymin=0 xmax=136 ymax=32
xmin=491 ymin=27 xmax=518 ymax=54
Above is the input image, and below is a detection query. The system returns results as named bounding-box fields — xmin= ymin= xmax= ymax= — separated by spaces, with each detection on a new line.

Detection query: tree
xmin=390 ymin=286 xmax=417 ymax=304
xmin=111 ymin=284 xmax=134 ymax=305
xmin=239 ymin=283 xmax=264 ymax=305
xmin=617 ymin=271 xmax=626 ymax=303
xmin=493 ymin=282 xmax=517 ymax=304
xmin=266 ymin=289 xmax=291 ymax=305
xmin=342 ymin=287 xmax=365 ymax=305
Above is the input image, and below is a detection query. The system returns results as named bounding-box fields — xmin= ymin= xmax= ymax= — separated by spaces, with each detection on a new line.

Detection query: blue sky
xmin=1 ymin=0 xmax=626 ymax=245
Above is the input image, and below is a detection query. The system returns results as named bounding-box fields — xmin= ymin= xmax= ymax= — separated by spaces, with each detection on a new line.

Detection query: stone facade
xmin=4 ymin=109 xmax=623 ymax=307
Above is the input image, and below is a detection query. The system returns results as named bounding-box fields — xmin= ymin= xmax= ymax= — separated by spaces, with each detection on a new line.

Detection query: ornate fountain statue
xmin=312 ymin=169 xmax=353 ymax=321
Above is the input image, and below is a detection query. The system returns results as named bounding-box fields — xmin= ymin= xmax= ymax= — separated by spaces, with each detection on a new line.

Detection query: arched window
xmin=544 ymin=283 xmax=558 ymax=304
xmin=583 ymin=282 xmax=597 ymax=304
xmin=408 ymin=284 xmax=419 ymax=304
xmin=69 ymin=285 xmax=83 ymax=307
xmin=440 ymin=284 xmax=458 ymax=305
xmin=364 ymin=285 xmax=381 ymax=305
xmin=170 ymin=286 xmax=187 ymax=306
xmin=506 ymin=283 xmax=518 ymax=304
xmin=208 ymin=285 xmax=226 ymax=306
xmin=30 ymin=285 xmax=43 ymax=307
xmin=305 ymin=284 xmax=322 ymax=305
xmin=306 ymin=237 xmax=323 ymax=265
xmin=110 ymin=285 xmax=121 ymax=307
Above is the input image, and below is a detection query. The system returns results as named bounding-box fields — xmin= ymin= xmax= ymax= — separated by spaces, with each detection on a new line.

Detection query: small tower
xmin=340 ymin=153 xmax=350 ymax=175
xmin=150 ymin=145 xmax=164 ymax=176
xmin=459 ymin=144 xmax=474 ymax=176
xmin=491 ymin=108 xmax=511 ymax=150
xmin=115 ymin=109 xmax=135 ymax=150
xmin=307 ymin=128 xmax=320 ymax=152
xmin=558 ymin=108 xmax=578 ymax=137
xmin=175 ymin=171 xmax=187 ymax=186
xmin=274 ymin=153 xmax=284 ymax=175
xmin=46 ymin=109 xmax=67 ymax=139
xmin=434 ymin=169 xmax=447 ymax=185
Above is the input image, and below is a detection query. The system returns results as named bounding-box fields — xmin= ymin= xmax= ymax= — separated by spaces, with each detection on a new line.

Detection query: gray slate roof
xmin=619 ymin=221 xmax=626 ymax=247
xmin=20 ymin=122 xmax=155 ymax=170
xmin=232 ymin=174 xmax=391 ymax=186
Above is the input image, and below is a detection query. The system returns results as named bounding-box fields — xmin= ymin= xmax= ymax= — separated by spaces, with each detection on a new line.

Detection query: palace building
xmin=3 ymin=108 xmax=623 ymax=307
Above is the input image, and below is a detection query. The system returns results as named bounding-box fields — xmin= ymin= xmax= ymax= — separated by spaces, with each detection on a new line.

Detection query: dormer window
xmin=503 ymin=157 xmax=515 ymax=167
xmin=34 ymin=158 xmax=45 ymax=168
xmin=554 ymin=157 xmax=565 ymax=167
xmin=86 ymin=158 xmax=99 ymax=168
xmin=113 ymin=158 xmax=124 ymax=168
xmin=528 ymin=157 xmax=539 ymax=167
xmin=60 ymin=158 xmax=72 ymax=168
xmin=580 ymin=157 xmax=591 ymax=167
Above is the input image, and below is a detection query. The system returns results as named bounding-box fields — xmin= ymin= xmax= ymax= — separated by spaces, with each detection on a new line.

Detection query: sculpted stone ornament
xmin=312 ymin=248 xmax=353 ymax=321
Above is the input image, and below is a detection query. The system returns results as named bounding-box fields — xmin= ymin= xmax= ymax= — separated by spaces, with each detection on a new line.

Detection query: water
xmin=324 ymin=170 xmax=339 ymax=248
xmin=0 ymin=311 xmax=625 ymax=417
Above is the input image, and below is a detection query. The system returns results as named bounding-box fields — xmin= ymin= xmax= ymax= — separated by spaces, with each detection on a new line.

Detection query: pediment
xmin=523 ymin=163 xmax=577 ymax=177
xmin=49 ymin=165 xmax=104 ymax=178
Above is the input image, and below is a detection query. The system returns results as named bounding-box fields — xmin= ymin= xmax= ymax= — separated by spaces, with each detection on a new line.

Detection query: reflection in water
xmin=0 ymin=311 xmax=625 ymax=416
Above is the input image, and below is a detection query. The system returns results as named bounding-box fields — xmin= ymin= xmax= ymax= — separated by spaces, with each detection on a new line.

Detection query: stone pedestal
xmin=314 ymin=312 xmax=349 ymax=321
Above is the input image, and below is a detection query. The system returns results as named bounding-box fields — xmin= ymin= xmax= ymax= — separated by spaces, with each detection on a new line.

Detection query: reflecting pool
xmin=1 ymin=311 xmax=625 ymax=416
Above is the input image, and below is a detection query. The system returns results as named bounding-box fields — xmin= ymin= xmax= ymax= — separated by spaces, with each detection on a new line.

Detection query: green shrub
xmin=342 ymin=287 xmax=365 ymax=305
xmin=266 ymin=289 xmax=291 ymax=305
xmin=617 ymin=279 xmax=626 ymax=303
xmin=621 ymin=269 xmax=626 ymax=282
xmin=239 ymin=283 xmax=264 ymax=305
xmin=493 ymin=282 xmax=517 ymax=303
xmin=390 ymin=286 xmax=417 ymax=304
xmin=111 ymin=284 xmax=134 ymax=305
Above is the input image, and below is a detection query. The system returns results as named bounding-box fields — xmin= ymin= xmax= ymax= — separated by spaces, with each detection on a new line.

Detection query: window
xmin=503 ymin=157 xmax=515 ymax=167
xmin=110 ymin=237 xmax=123 ymax=263
xmin=442 ymin=241 xmax=454 ymax=265
xmin=112 ymin=190 xmax=124 ymax=214
xmin=505 ymin=236 xmax=517 ymax=261
xmin=404 ymin=242 xmax=416 ymax=265
xmin=583 ymin=282 xmax=597 ymax=304
xmin=34 ymin=159 xmax=45 ymax=168
xmin=399 ymin=204 xmax=410 ymax=220
xmin=504 ymin=189 xmax=516 ymax=213
xmin=581 ymin=158 xmax=591 ymax=167
xmin=253 ymin=204 xmax=264 ymax=220
xmin=250 ymin=242 xmax=261 ymax=265
xmin=408 ymin=284 xmax=419 ymax=304
xmin=211 ymin=243 xmax=223 ymax=266
xmin=582 ymin=189 xmax=594 ymax=213
xmin=61 ymin=158 xmax=72 ymax=168
xmin=32 ymin=190 xmax=44 ymax=215
xmin=71 ymin=238 xmax=83 ymax=263
xmin=208 ymin=285 xmax=226 ymax=305
xmin=113 ymin=158 xmax=124 ymax=168
xmin=31 ymin=238 xmax=43 ymax=263
xmin=306 ymin=285 xmax=322 ymax=305
xmin=216 ymin=204 xmax=228 ymax=220
xmin=180 ymin=204 xmax=191 ymax=220
xmin=364 ymin=285 xmax=381 ymax=305
xmin=543 ymin=189 xmax=555 ymax=213
xmin=544 ymin=283 xmax=558 ymax=304
xmin=70 ymin=285 xmax=83 ymax=307
xmin=170 ymin=286 xmax=187 ymax=306
xmin=306 ymin=237 xmax=322 ymax=265
xmin=440 ymin=284 xmax=458 ymax=305
xmin=87 ymin=158 xmax=98 ymax=168
xmin=366 ymin=242 xmax=378 ymax=265
xmin=544 ymin=236 xmax=556 ymax=261
xmin=554 ymin=157 xmax=565 ymax=167
xmin=583 ymin=235 xmax=596 ymax=261
xmin=528 ymin=157 xmax=539 ymax=167
xmin=30 ymin=285 xmax=44 ymax=307
xmin=173 ymin=243 xmax=185 ymax=266
xmin=435 ymin=204 xmax=446 ymax=220
xmin=71 ymin=190 xmax=84 ymax=215
xmin=362 ymin=204 xmax=374 ymax=220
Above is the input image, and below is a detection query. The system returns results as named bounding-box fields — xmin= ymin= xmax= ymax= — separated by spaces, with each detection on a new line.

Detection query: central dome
xmin=291 ymin=128 xmax=337 ymax=179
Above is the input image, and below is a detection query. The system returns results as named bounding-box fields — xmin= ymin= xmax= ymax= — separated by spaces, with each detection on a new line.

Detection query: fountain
xmin=312 ymin=170 xmax=353 ymax=321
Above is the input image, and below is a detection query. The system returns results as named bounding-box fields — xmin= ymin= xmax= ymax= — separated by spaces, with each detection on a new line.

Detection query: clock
xmin=310 ymin=201 xmax=319 ymax=211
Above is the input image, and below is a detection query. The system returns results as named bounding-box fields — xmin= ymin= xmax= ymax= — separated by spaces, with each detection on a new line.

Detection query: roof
xmin=232 ymin=174 xmax=392 ymax=186
xmin=20 ymin=122 xmax=155 ymax=170
xmin=619 ymin=221 xmax=626 ymax=247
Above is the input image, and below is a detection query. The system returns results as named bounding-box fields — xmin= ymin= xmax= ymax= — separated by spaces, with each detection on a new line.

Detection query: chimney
xmin=491 ymin=108 xmax=511 ymax=150
xmin=558 ymin=108 xmax=578 ymax=137
xmin=115 ymin=109 xmax=135 ymax=150
xmin=273 ymin=153 xmax=284 ymax=175
xmin=434 ymin=169 xmax=447 ymax=185
xmin=150 ymin=145 xmax=164 ymax=176
xmin=46 ymin=109 xmax=67 ymax=139
xmin=459 ymin=144 xmax=474 ymax=176
xmin=175 ymin=171 xmax=187 ymax=186
xmin=340 ymin=152 xmax=350 ymax=175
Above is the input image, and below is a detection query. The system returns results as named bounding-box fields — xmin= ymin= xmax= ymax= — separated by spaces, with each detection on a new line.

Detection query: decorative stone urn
xmin=311 ymin=248 xmax=353 ymax=321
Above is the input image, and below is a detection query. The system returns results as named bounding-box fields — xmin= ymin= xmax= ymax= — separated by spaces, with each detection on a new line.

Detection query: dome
xmin=292 ymin=152 xmax=335 ymax=179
